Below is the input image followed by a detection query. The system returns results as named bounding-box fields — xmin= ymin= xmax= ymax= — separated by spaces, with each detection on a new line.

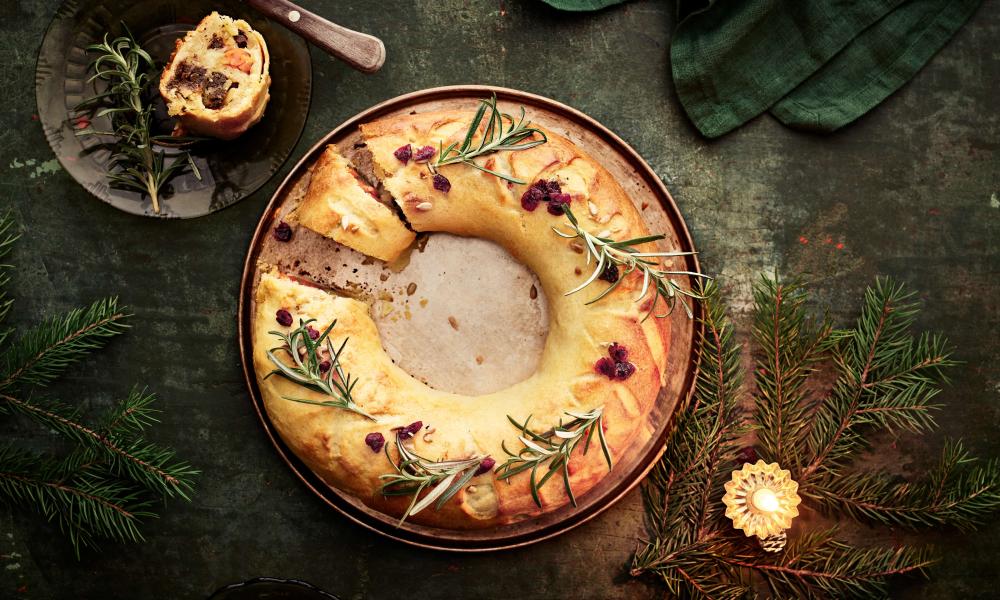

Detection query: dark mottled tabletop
xmin=1 ymin=1 xmax=998 ymax=598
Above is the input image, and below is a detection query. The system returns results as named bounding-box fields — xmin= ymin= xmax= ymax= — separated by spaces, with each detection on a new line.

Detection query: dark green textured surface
xmin=1 ymin=0 xmax=998 ymax=598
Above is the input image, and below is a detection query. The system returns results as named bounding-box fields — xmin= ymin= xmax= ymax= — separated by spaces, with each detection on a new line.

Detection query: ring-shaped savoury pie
xmin=252 ymin=108 xmax=673 ymax=528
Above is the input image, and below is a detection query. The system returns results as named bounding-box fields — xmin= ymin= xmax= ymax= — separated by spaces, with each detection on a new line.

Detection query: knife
xmin=244 ymin=0 xmax=386 ymax=74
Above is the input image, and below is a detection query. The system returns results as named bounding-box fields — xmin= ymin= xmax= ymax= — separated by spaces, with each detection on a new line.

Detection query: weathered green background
xmin=1 ymin=0 xmax=998 ymax=598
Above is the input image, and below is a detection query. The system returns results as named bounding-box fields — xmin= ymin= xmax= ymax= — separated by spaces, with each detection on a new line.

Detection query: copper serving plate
xmin=237 ymin=85 xmax=702 ymax=551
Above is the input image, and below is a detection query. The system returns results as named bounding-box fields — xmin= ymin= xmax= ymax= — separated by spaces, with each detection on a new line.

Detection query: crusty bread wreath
xmin=159 ymin=12 xmax=270 ymax=140
xmin=251 ymin=101 xmax=688 ymax=528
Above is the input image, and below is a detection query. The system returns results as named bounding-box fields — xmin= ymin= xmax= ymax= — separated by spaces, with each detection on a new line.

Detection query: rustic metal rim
xmin=237 ymin=85 xmax=703 ymax=552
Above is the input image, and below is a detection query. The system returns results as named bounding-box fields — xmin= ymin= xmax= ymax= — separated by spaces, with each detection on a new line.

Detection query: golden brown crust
xmin=293 ymin=146 xmax=416 ymax=262
xmin=253 ymin=107 xmax=674 ymax=528
xmin=158 ymin=12 xmax=270 ymax=140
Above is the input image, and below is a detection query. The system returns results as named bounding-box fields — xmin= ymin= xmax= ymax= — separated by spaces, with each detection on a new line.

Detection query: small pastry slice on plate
xmin=295 ymin=146 xmax=416 ymax=262
xmin=159 ymin=12 xmax=270 ymax=140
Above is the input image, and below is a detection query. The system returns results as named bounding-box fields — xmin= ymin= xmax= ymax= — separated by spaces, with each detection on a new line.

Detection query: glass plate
xmin=35 ymin=0 xmax=312 ymax=218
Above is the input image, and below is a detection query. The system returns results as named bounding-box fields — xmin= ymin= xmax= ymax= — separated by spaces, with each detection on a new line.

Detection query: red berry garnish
xmin=520 ymin=186 xmax=543 ymax=211
xmin=273 ymin=221 xmax=292 ymax=242
xmin=546 ymin=192 xmax=571 ymax=215
xmin=594 ymin=357 xmax=617 ymax=379
xmin=614 ymin=361 xmax=636 ymax=380
xmin=307 ymin=325 xmax=320 ymax=340
xmin=275 ymin=309 xmax=293 ymax=326
xmin=318 ymin=360 xmax=331 ymax=373
xmin=475 ymin=456 xmax=496 ymax=475
xmin=608 ymin=343 xmax=629 ymax=363
xmin=433 ymin=173 xmax=451 ymax=193
xmin=394 ymin=144 xmax=413 ymax=164
xmin=395 ymin=421 xmax=423 ymax=440
xmin=413 ymin=146 xmax=436 ymax=162
xmin=365 ymin=432 xmax=385 ymax=453
xmin=599 ymin=263 xmax=619 ymax=283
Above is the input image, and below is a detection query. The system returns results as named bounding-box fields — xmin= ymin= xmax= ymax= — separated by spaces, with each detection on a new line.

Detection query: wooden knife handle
xmin=245 ymin=0 xmax=385 ymax=73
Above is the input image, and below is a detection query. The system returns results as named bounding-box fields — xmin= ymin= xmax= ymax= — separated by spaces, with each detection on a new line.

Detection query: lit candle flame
xmin=751 ymin=488 xmax=780 ymax=513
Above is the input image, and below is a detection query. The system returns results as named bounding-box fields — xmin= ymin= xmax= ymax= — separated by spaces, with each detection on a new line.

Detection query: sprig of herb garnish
xmin=75 ymin=28 xmax=200 ymax=214
xmin=430 ymin=94 xmax=547 ymax=185
xmin=496 ymin=407 xmax=611 ymax=508
xmin=265 ymin=318 xmax=374 ymax=421
xmin=554 ymin=207 xmax=708 ymax=320
xmin=379 ymin=435 xmax=491 ymax=525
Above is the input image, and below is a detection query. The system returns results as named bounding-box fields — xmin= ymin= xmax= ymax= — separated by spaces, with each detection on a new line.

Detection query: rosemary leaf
xmin=496 ymin=407 xmax=611 ymax=508
xmin=431 ymin=94 xmax=547 ymax=185
xmin=265 ymin=319 xmax=374 ymax=421
xmin=74 ymin=27 xmax=200 ymax=214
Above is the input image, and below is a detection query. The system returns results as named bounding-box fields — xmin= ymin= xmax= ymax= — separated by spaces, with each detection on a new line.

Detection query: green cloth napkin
xmin=541 ymin=0 xmax=982 ymax=137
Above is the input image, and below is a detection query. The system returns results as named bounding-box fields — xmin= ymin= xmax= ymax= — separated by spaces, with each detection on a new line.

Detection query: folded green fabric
xmin=541 ymin=0 xmax=982 ymax=137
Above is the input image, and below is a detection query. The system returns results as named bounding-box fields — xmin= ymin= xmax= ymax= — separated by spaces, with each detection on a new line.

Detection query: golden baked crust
xmin=293 ymin=146 xmax=416 ymax=262
xmin=159 ymin=12 xmax=270 ymax=140
xmin=253 ymin=108 xmax=672 ymax=528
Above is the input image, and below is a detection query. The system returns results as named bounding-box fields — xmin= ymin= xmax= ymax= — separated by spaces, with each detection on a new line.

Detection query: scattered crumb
xmin=641 ymin=202 xmax=649 ymax=210
xmin=419 ymin=298 xmax=428 ymax=307
xmin=574 ymin=267 xmax=582 ymax=275
xmin=448 ymin=316 xmax=459 ymax=330
xmin=378 ymin=291 xmax=393 ymax=302
xmin=529 ymin=284 xmax=537 ymax=299
xmin=379 ymin=273 xmax=389 ymax=281
xmin=407 ymin=282 xmax=417 ymax=296
xmin=475 ymin=355 xmax=484 ymax=364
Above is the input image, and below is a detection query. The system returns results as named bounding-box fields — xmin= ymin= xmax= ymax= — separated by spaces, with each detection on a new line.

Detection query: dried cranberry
xmin=413 ymin=146 xmax=436 ymax=162
xmin=543 ymin=180 xmax=562 ymax=194
xmin=396 ymin=420 xmax=423 ymax=440
xmin=273 ymin=221 xmax=293 ymax=242
xmin=275 ymin=309 xmax=293 ymax=326
xmin=599 ymin=263 xmax=619 ymax=283
xmin=394 ymin=144 xmax=413 ymax=164
xmin=614 ymin=361 xmax=636 ymax=380
xmin=475 ymin=456 xmax=496 ymax=475
xmin=307 ymin=326 xmax=320 ymax=340
xmin=234 ymin=30 xmax=248 ymax=48
xmin=608 ymin=343 xmax=629 ymax=363
xmin=318 ymin=360 xmax=331 ymax=373
xmin=365 ymin=432 xmax=385 ymax=453
xmin=546 ymin=192 xmax=571 ymax=215
xmin=433 ymin=173 xmax=451 ymax=193
xmin=520 ymin=186 xmax=544 ymax=211
xmin=594 ymin=357 xmax=617 ymax=379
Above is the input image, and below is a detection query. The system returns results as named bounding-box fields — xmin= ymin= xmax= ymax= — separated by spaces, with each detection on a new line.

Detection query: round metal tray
xmin=237 ymin=85 xmax=702 ymax=551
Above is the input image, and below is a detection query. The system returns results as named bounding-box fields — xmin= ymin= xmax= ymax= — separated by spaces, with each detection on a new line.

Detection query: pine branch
xmin=0 ymin=388 xmax=197 ymax=499
xmin=0 ymin=444 xmax=154 ymax=558
xmin=805 ymin=440 xmax=1000 ymax=531
xmin=635 ymin=280 xmax=746 ymax=564
xmin=632 ymin=275 xmax=993 ymax=599
xmin=801 ymin=278 xmax=955 ymax=482
xmin=721 ymin=528 xmax=934 ymax=599
xmin=752 ymin=275 xmax=832 ymax=471
xmin=0 ymin=213 xmax=19 ymax=347
xmin=0 ymin=297 xmax=130 ymax=390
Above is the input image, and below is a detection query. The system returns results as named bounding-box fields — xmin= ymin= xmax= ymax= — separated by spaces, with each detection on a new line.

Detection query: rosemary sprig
xmin=265 ymin=318 xmax=374 ymax=421
xmin=554 ymin=207 xmax=708 ymax=320
xmin=75 ymin=28 xmax=200 ymax=214
xmin=431 ymin=94 xmax=547 ymax=185
xmin=496 ymin=407 xmax=612 ymax=508
xmin=379 ymin=435 xmax=490 ymax=525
